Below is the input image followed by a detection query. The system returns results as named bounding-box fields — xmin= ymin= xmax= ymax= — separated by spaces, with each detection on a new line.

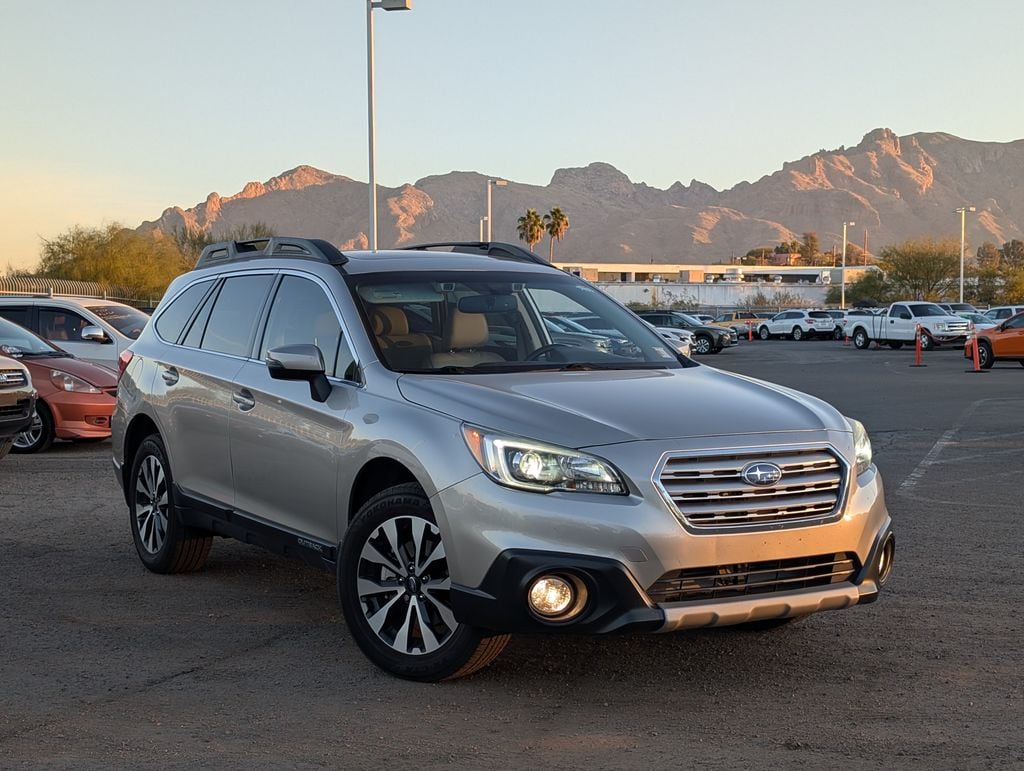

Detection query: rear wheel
xmin=977 ymin=340 xmax=994 ymax=369
xmin=339 ymin=483 xmax=510 ymax=681
xmin=853 ymin=329 xmax=870 ymax=349
xmin=833 ymin=327 xmax=844 ymax=340
xmin=791 ymin=326 xmax=804 ymax=341
xmin=12 ymin=403 xmax=54 ymax=454
xmin=129 ymin=434 xmax=212 ymax=574
xmin=693 ymin=335 xmax=713 ymax=355
xmin=758 ymin=326 xmax=770 ymax=340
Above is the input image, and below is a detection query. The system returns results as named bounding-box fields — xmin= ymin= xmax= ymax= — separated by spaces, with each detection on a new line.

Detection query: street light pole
xmin=486 ymin=179 xmax=507 ymax=241
xmin=956 ymin=206 xmax=977 ymax=303
xmin=840 ymin=221 xmax=855 ymax=309
xmin=365 ymin=0 xmax=411 ymax=252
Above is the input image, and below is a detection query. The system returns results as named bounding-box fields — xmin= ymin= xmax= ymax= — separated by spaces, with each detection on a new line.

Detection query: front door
xmin=229 ymin=274 xmax=358 ymax=544
xmin=37 ymin=306 xmax=116 ymax=367
xmin=992 ymin=313 xmax=1024 ymax=357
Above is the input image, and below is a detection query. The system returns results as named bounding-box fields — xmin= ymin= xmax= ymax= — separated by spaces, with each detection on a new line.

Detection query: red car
xmin=0 ymin=316 xmax=117 ymax=453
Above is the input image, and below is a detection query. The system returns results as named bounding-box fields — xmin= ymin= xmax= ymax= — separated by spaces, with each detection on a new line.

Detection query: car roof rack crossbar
xmin=397 ymin=241 xmax=549 ymax=266
xmin=195 ymin=237 xmax=348 ymax=269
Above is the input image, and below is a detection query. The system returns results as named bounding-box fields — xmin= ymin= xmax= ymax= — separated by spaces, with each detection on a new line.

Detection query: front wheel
xmin=853 ymin=329 xmax=870 ymax=349
xmin=338 ymin=483 xmax=510 ymax=681
xmin=919 ymin=332 xmax=935 ymax=351
xmin=12 ymin=403 xmax=54 ymax=454
xmin=758 ymin=326 xmax=770 ymax=341
xmin=977 ymin=340 xmax=994 ymax=369
xmin=692 ymin=335 xmax=713 ymax=355
xmin=833 ymin=327 xmax=844 ymax=340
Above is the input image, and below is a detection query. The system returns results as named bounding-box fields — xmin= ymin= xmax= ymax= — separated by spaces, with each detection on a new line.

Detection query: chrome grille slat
xmin=647 ymin=552 xmax=859 ymax=603
xmin=657 ymin=446 xmax=846 ymax=530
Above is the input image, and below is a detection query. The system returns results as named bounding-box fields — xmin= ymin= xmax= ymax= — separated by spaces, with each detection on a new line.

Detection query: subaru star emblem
xmin=741 ymin=462 xmax=783 ymax=487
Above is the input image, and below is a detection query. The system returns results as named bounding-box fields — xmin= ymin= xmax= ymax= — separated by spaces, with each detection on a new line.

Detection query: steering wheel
xmin=525 ymin=343 xmax=571 ymax=362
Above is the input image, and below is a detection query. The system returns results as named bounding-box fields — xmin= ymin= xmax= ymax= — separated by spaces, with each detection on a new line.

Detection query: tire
xmin=977 ymin=340 xmax=994 ymax=369
xmin=12 ymin=402 xmax=54 ymax=454
xmin=338 ymin=483 xmax=510 ymax=682
xmin=919 ymin=332 xmax=935 ymax=351
xmin=734 ymin=617 xmax=802 ymax=631
xmin=888 ymin=342 xmax=904 ymax=350
xmin=833 ymin=327 xmax=843 ymax=341
xmin=128 ymin=434 xmax=212 ymax=574
xmin=693 ymin=335 xmax=713 ymax=355
xmin=853 ymin=329 xmax=870 ymax=349
xmin=791 ymin=326 xmax=804 ymax=341
xmin=758 ymin=326 xmax=770 ymax=341
xmin=0 ymin=438 xmax=11 ymax=461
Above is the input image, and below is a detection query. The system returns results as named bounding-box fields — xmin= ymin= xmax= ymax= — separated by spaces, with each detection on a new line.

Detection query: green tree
xmin=516 ymin=209 xmax=545 ymax=252
xmin=1000 ymin=239 xmax=1024 ymax=269
xmin=976 ymin=241 xmax=1000 ymax=269
xmin=799 ymin=232 xmax=820 ymax=265
xmin=876 ymin=237 xmax=959 ymax=300
xmin=542 ymin=207 xmax=570 ymax=261
xmin=825 ymin=269 xmax=892 ymax=306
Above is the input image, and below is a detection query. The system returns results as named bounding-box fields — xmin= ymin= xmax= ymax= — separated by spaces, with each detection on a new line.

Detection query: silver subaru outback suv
xmin=112 ymin=238 xmax=894 ymax=681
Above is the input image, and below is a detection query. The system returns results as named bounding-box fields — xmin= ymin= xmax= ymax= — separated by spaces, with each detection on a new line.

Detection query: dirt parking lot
xmin=2 ymin=340 xmax=1022 ymax=769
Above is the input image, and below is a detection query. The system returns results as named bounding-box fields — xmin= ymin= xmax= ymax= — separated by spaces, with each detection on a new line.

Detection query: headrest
xmin=445 ymin=309 xmax=489 ymax=349
xmin=371 ymin=306 xmax=409 ymax=337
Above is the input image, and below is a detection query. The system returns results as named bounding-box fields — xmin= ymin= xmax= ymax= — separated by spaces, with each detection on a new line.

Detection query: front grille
xmin=0 ymin=398 xmax=31 ymax=419
xmin=656 ymin=446 xmax=846 ymax=529
xmin=648 ymin=552 xmax=859 ymax=603
xmin=940 ymin=321 xmax=970 ymax=335
xmin=0 ymin=369 xmax=28 ymax=388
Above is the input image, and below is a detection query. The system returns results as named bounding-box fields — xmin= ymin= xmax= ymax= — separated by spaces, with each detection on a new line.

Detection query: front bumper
xmin=434 ymin=433 xmax=893 ymax=636
xmin=0 ymin=392 xmax=36 ymax=439
xmin=45 ymin=390 xmax=116 ymax=440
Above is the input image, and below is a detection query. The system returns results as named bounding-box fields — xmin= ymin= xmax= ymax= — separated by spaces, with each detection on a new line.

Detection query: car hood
xmin=397 ymin=366 xmax=849 ymax=448
xmin=22 ymin=355 xmax=118 ymax=387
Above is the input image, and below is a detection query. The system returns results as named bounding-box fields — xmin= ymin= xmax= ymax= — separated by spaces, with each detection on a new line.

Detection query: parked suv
xmin=113 ymin=237 xmax=894 ymax=681
xmin=0 ymin=355 xmax=36 ymax=460
xmin=757 ymin=310 xmax=836 ymax=340
xmin=636 ymin=311 xmax=736 ymax=354
xmin=0 ymin=296 xmax=150 ymax=369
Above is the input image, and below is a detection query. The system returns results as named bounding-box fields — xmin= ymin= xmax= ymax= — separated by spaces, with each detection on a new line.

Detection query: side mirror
xmin=81 ymin=325 xmax=109 ymax=343
xmin=265 ymin=344 xmax=331 ymax=403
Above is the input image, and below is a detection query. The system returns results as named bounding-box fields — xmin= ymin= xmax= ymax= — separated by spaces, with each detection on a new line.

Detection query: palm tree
xmin=516 ymin=209 xmax=545 ymax=252
xmin=543 ymin=207 xmax=570 ymax=261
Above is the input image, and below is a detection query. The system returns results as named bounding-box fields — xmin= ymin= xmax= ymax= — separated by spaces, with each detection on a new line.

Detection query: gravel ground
xmin=1 ymin=340 xmax=1022 ymax=769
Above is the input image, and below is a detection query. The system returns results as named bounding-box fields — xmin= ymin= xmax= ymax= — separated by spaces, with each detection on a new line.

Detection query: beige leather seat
xmin=430 ymin=310 xmax=505 ymax=368
xmin=371 ymin=306 xmax=432 ymax=370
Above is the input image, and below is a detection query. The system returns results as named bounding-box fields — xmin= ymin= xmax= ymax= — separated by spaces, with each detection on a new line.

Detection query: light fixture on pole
xmin=366 ymin=0 xmax=412 ymax=252
xmin=486 ymin=179 xmax=507 ymax=241
xmin=955 ymin=206 xmax=977 ymax=303
xmin=840 ymin=221 xmax=855 ymax=310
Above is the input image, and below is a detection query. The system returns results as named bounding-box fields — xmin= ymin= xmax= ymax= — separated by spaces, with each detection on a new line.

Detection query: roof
xmin=339 ymin=249 xmax=558 ymax=276
xmin=0 ymin=295 xmax=134 ymax=309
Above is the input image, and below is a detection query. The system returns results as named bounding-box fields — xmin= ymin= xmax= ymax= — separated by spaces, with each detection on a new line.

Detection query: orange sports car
xmin=0 ymin=316 xmax=116 ymax=453
xmin=969 ymin=311 xmax=1024 ymax=368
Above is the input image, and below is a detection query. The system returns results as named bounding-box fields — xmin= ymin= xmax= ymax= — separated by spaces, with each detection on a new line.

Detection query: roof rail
xmin=194 ymin=237 xmax=348 ymax=270
xmin=397 ymin=241 xmax=550 ymax=266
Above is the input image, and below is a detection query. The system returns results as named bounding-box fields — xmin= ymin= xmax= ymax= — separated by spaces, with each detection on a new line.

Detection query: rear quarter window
xmin=155 ymin=280 xmax=214 ymax=343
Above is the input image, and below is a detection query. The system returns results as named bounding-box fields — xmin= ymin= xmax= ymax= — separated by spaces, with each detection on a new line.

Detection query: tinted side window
xmin=200 ymin=275 xmax=273 ymax=356
xmin=0 ymin=307 xmax=31 ymax=328
xmin=1005 ymin=314 xmax=1024 ymax=330
xmin=38 ymin=308 xmax=90 ymax=342
xmin=261 ymin=276 xmax=353 ymax=378
xmin=155 ymin=280 xmax=214 ymax=343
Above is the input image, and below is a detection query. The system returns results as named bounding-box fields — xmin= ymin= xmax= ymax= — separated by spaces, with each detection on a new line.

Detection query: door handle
xmin=232 ymin=389 xmax=256 ymax=412
xmin=161 ymin=366 xmax=179 ymax=386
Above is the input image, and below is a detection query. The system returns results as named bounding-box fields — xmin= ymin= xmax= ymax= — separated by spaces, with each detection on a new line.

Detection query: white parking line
xmin=897 ymin=397 xmax=1024 ymax=495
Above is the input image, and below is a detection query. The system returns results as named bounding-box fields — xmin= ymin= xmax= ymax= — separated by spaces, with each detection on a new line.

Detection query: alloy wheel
xmin=134 ymin=455 xmax=169 ymax=554
xmin=13 ymin=412 xmax=43 ymax=450
xmin=694 ymin=336 xmax=712 ymax=354
xmin=356 ymin=515 xmax=456 ymax=656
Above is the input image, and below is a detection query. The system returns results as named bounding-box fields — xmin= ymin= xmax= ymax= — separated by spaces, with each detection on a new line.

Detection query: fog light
xmin=528 ymin=575 xmax=575 ymax=618
xmin=877 ymin=535 xmax=895 ymax=586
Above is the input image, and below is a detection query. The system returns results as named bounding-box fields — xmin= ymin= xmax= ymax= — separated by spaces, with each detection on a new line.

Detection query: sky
xmin=2 ymin=0 xmax=1023 ymax=268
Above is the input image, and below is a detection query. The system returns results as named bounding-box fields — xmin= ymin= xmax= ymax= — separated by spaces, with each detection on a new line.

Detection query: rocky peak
xmin=858 ymin=127 xmax=901 ymax=156
xmin=550 ymin=162 xmax=636 ymax=198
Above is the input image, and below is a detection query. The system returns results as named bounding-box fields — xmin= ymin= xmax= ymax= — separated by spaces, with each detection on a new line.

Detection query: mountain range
xmin=139 ymin=128 xmax=1024 ymax=263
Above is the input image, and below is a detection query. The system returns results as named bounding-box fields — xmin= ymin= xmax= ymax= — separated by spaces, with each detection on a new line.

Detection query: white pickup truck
xmin=849 ymin=302 xmax=971 ymax=351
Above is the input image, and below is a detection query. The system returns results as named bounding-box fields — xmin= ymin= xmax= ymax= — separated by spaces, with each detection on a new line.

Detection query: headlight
xmin=848 ymin=417 xmax=873 ymax=476
xmin=462 ymin=426 xmax=626 ymax=494
xmin=50 ymin=369 xmax=101 ymax=393
xmin=933 ymin=323 xmax=947 ymax=331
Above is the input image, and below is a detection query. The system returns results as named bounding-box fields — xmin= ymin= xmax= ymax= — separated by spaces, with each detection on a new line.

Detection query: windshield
xmin=348 ymin=271 xmax=684 ymax=373
xmin=910 ymin=303 xmax=948 ymax=318
xmin=0 ymin=316 xmax=63 ymax=356
xmin=674 ymin=313 xmax=705 ymax=326
xmin=86 ymin=305 xmax=150 ymax=339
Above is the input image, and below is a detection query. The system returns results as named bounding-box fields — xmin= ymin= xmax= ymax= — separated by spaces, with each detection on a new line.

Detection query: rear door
xmin=150 ymin=272 xmax=275 ymax=507
xmin=229 ymin=273 xmax=359 ymax=543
